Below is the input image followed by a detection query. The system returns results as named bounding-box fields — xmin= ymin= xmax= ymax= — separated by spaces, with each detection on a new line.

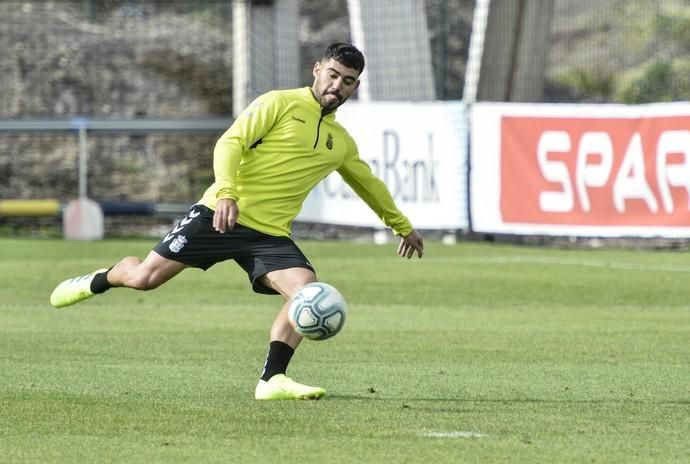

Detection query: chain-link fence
xmin=546 ymin=0 xmax=690 ymax=103
xmin=1 ymin=0 xmax=688 ymax=236
xmin=2 ymin=0 xmax=687 ymax=119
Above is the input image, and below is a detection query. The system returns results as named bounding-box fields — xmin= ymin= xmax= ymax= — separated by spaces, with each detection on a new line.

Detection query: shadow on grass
xmin=329 ymin=394 xmax=690 ymax=405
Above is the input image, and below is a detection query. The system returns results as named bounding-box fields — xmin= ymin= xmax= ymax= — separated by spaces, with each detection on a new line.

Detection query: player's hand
xmin=397 ymin=229 xmax=424 ymax=259
xmin=213 ymin=198 xmax=239 ymax=233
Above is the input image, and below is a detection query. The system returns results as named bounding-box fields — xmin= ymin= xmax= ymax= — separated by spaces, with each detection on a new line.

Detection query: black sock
xmin=90 ymin=268 xmax=113 ymax=294
xmin=260 ymin=341 xmax=295 ymax=381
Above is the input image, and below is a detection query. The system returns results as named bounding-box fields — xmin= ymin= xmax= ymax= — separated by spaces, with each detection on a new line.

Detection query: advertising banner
xmin=297 ymin=102 xmax=468 ymax=230
xmin=471 ymin=102 xmax=690 ymax=237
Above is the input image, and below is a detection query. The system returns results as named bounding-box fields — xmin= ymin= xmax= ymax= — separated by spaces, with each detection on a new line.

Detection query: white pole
xmin=232 ymin=0 xmax=250 ymax=116
xmin=460 ymin=0 xmax=491 ymax=240
xmin=463 ymin=0 xmax=491 ymax=105
xmin=346 ymin=0 xmax=370 ymax=101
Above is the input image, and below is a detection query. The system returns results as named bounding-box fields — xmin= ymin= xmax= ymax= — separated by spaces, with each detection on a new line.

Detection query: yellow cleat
xmin=254 ymin=374 xmax=326 ymax=400
xmin=49 ymin=269 xmax=108 ymax=308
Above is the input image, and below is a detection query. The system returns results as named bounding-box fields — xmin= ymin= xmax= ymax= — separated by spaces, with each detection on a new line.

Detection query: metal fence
xmin=1 ymin=0 xmax=688 ymax=235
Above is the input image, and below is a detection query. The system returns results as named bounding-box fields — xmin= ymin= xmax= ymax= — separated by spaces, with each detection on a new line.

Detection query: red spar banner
xmin=500 ymin=116 xmax=690 ymax=226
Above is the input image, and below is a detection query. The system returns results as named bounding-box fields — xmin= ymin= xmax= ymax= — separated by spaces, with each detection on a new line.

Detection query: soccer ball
xmin=288 ymin=282 xmax=348 ymax=340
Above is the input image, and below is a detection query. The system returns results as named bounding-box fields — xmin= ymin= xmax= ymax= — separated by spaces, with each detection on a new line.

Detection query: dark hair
xmin=322 ymin=43 xmax=365 ymax=74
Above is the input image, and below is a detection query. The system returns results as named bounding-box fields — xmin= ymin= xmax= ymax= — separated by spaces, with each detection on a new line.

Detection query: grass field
xmin=0 ymin=237 xmax=688 ymax=463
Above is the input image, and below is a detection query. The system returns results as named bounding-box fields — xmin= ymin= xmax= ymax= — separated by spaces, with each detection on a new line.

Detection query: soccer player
xmin=50 ymin=43 xmax=424 ymax=400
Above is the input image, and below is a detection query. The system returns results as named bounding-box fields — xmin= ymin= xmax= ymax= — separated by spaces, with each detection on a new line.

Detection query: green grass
xmin=1 ymin=238 xmax=689 ymax=463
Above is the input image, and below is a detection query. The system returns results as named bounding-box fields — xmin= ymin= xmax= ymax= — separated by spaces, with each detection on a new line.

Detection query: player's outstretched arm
xmin=397 ymin=229 xmax=424 ymax=259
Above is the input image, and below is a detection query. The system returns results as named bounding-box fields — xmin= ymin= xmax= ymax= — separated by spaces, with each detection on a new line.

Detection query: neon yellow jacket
xmin=199 ymin=87 xmax=413 ymax=237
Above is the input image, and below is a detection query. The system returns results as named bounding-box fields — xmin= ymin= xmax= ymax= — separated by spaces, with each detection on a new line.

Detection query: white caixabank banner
xmin=471 ymin=102 xmax=690 ymax=237
xmin=297 ymin=102 xmax=469 ymax=231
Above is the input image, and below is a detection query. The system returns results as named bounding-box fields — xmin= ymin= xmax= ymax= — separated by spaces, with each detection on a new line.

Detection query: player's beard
xmin=320 ymin=90 xmax=344 ymax=111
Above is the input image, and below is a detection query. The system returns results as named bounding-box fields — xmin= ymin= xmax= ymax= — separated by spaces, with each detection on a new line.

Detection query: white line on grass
xmin=422 ymin=431 xmax=487 ymax=439
xmin=462 ymin=256 xmax=690 ymax=273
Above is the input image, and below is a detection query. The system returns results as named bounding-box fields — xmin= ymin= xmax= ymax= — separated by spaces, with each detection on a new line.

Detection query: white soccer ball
xmin=288 ymin=282 xmax=348 ymax=340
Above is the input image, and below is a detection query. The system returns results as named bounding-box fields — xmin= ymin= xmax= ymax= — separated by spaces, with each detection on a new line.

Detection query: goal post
xmin=346 ymin=0 xmax=436 ymax=101
xmin=232 ymin=0 xmax=300 ymax=116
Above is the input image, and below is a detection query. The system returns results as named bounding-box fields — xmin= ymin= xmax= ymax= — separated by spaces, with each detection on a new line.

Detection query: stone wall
xmin=0 ymin=1 xmax=232 ymax=202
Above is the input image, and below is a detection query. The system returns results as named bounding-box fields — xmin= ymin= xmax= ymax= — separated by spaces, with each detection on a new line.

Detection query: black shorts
xmin=153 ymin=204 xmax=315 ymax=295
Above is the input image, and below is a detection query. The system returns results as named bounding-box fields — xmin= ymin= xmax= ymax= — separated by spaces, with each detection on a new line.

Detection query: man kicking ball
xmin=50 ymin=43 xmax=424 ymax=400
